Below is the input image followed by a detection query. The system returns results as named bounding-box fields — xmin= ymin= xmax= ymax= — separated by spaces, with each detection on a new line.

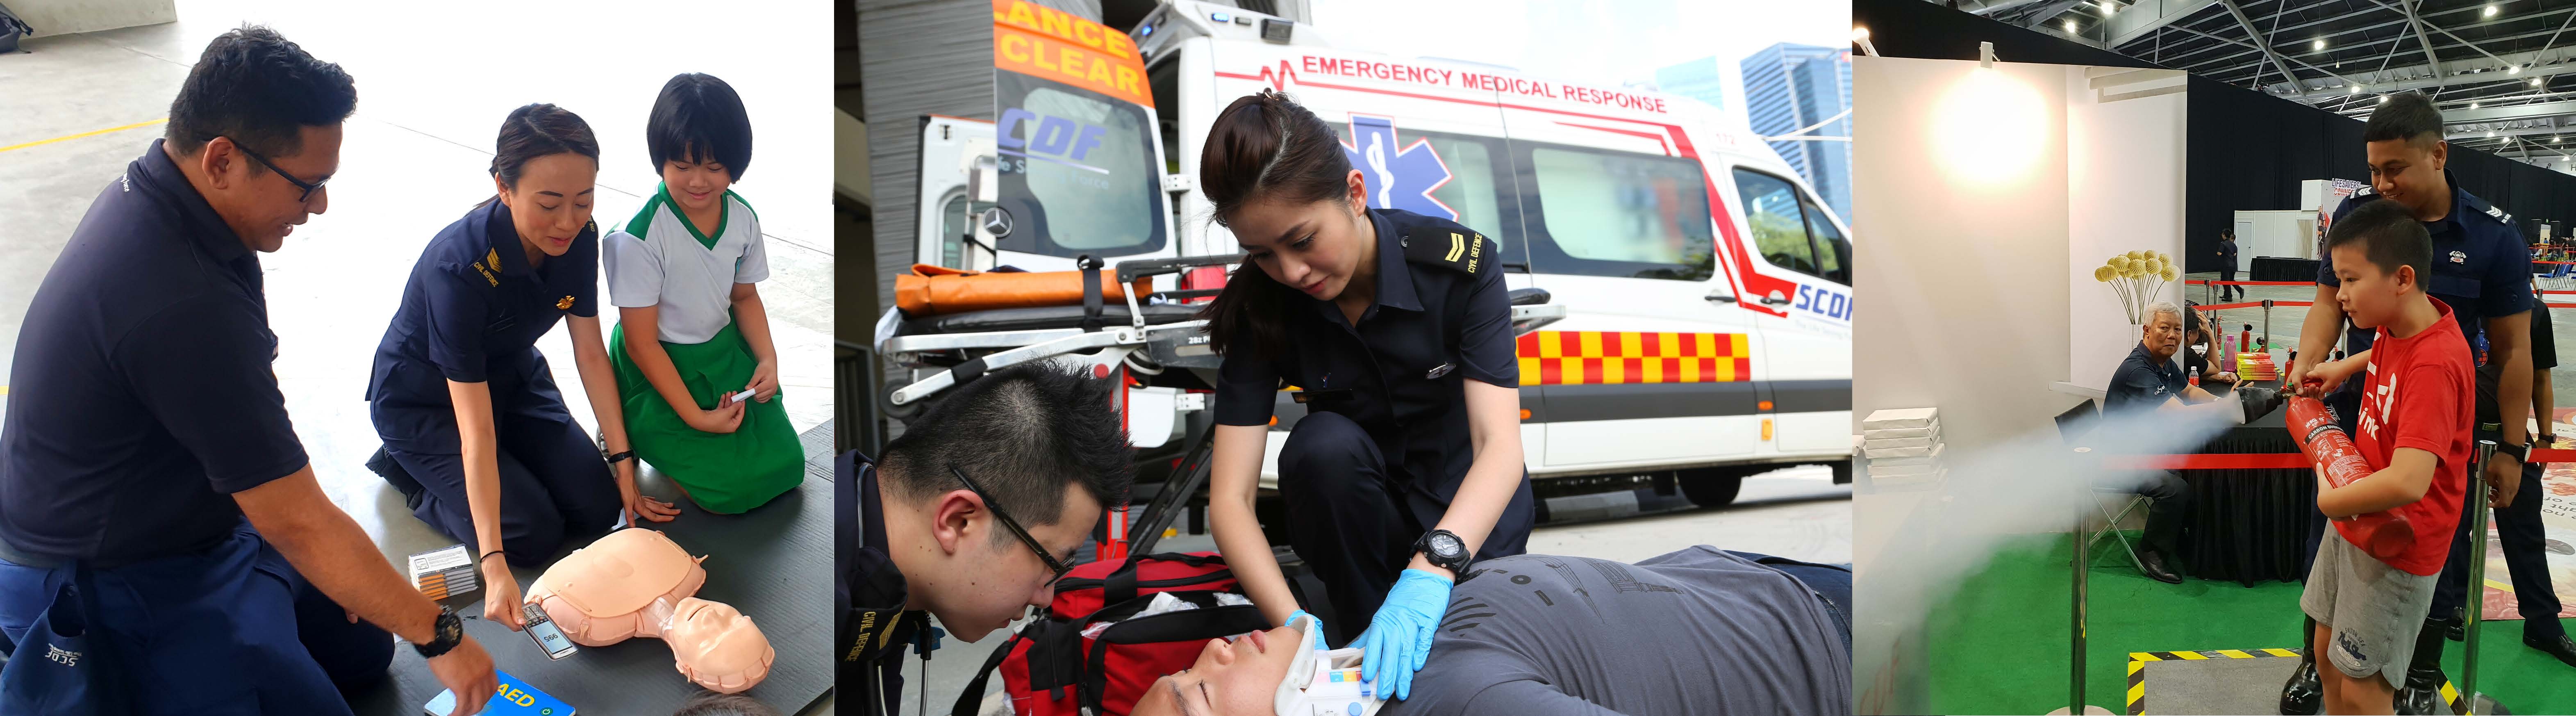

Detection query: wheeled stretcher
xmin=873 ymin=253 xmax=1566 ymax=553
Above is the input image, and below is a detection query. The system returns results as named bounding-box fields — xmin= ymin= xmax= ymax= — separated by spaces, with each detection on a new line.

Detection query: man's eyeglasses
xmin=225 ymin=139 xmax=328 ymax=204
xmin=950 ymin=466 xmax=1077 ymax=584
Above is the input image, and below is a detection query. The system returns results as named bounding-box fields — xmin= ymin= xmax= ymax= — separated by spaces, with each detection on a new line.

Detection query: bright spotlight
xmin=2486 ymin=5 xmax=2500 ymax=17
xmin=2064 ymin=19 xmax=2077 ymax=32
xmin=2314 ymin=39 xmax=2326 ymax=51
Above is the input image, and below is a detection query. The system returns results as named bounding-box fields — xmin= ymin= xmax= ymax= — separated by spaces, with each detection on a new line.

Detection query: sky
xmin=1309 ymin=0 xmax=1852 ymax=122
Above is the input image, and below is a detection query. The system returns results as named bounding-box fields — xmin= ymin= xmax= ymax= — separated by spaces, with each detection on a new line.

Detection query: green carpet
xmin=1923 ymin=532 xmax=2574 ymax=715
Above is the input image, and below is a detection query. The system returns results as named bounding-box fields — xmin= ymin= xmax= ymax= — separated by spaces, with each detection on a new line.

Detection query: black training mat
xmin=351 ymin=421 xmax=837 ymax=716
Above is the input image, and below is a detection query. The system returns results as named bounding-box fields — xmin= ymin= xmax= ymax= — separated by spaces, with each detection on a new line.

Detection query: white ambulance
xmin=903 ymin=1 xmax=1853 ymax=507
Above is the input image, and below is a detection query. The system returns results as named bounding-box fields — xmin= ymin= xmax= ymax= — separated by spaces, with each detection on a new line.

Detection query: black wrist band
xmin=605 ymin=450 xmax=635 ymax=465
xmin=480 ymin=550 xmax=505 ymax=563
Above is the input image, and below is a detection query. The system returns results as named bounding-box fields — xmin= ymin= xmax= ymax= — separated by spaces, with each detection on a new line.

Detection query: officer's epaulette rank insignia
xmin=1402 ymin=226 xmax=1488 ymax=274
xmin=472 ymin=247 xmax=501 ymax=287
xmin=2485 ymin=204 xmax=2511 ymax=223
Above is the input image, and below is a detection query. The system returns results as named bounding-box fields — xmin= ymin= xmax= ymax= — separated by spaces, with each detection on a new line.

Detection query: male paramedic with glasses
xmin=0 ymin=26 xmax=496 ymax=715
xmin=836 ymin=363 xmax=1135 ymax=715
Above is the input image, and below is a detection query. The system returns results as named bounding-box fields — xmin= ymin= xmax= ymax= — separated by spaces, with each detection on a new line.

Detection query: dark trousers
xmin=2430 ymin=452 xmax=2566 ymax=640
xmin=2217 ymin=267 xmax=2243 ymax=301
xmin=1275 ymin=412 xmax=1534 ymax=646
xmin=1731 ymin=551 xmax=1854 ymax=653
xmin=381 ymin=401 xmax=621 ymax=566
xmin=2135 ymin=470 xmax=2194 ymax=558
xmin=0 ymin=524 xmax=391 ymax=714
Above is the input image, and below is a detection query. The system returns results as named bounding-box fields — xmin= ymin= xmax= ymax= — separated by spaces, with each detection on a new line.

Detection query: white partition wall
xmin=1851 ymin=56 xmax=2077 ymax=453
xmin=2066 ymin=68 xmax=2187 ymax=393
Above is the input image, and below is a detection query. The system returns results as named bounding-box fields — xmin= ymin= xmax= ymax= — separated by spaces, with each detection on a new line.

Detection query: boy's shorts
xmin=2301 ymin=527 xmax=2439 ymax=689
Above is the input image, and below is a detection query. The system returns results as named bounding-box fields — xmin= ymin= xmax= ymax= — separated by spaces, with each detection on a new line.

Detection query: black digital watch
xmin=1412 ymin=529 xmax=1472 ymax=577
xmin=414 ymin=606 xmax=464 ymax=659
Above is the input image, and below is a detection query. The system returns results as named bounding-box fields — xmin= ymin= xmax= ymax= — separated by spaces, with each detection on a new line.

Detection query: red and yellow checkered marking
xmin=1514 ymin=331 xmax=1751 ymax=385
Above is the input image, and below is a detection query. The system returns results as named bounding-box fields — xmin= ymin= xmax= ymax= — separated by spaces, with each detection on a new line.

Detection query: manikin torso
xmin=525 ymin=528 xmax=776 ymax=693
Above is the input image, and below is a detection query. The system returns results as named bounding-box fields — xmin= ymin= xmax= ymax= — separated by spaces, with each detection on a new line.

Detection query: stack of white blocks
xmin=1861 ymin=408 xmax=1943 ymax=488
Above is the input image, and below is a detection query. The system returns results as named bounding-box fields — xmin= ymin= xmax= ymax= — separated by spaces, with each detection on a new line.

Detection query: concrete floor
xmin=0 ymin=3 xmax=833 ymax=714
xmin=913 ymin=467 xmax=1854 ymax=716
xmin=2186 ymin=271 xmax=2576 ymax=416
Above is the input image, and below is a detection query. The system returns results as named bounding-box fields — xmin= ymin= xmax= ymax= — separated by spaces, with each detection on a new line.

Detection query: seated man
xmin=1130 ymin=546 xmax=1851 ymax=716
xmin=2101 ymin=301 xmax=2230 ymax=584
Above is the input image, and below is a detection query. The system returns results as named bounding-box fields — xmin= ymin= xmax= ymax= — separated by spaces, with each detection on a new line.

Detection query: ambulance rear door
xmin=987 ymin=71 xmax=1180 ymax=272
xmin=1493 ymin=100 xmax=1763 ymax=468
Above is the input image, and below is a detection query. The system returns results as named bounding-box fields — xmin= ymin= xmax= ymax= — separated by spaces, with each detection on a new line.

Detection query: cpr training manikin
xmin=525 ymin=528 xmax=777 ymax=693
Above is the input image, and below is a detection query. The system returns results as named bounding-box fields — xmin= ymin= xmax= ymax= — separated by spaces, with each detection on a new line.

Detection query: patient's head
xmin=1130 ymin=623 xmax=1306 ymax=716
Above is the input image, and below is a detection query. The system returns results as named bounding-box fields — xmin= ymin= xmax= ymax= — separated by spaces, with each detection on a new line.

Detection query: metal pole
xmin=2262 ymin=299 xmax=2276 ymax=356
xmin=2466 ymin=436 xmax=2497 ymax=716
xmin=2073 ymin=451 xmax=2089 ymax=716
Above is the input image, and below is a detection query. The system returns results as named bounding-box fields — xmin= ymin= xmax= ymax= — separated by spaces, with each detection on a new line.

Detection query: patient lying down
xmin=1130 ymin=546 xmax=1853 ymax=716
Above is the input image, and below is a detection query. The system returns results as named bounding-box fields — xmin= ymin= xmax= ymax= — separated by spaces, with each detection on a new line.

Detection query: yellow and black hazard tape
xmin=2124 ymin=649 xmax=2462 ymax=715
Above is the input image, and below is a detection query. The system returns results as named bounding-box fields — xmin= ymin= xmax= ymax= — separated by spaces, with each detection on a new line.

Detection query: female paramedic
xmin=1197 ymin=89 xmax=1536 ymax=702
xmin=366 ymin=103 xmax=640 ymax=632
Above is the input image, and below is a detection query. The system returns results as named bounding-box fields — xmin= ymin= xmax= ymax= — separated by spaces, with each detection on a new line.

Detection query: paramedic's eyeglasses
xmin=225 ymin=140 xmax=330 ymax=204
xmin=950 ymin=466 xmax=1077 ymax=584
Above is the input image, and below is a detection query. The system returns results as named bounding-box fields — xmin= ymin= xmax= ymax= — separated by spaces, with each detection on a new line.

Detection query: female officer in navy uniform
xmin=1197 ymin=89 xmax=1535 ymax=702
xmin=367 ymin=104 xmax=641 ymax=633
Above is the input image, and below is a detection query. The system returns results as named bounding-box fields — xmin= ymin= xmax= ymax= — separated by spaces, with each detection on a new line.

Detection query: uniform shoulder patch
xmin=1401 ymin=225 xmax=1490 ymax=275
xmin=2483 ymin=204 xmax=2512 ymax=223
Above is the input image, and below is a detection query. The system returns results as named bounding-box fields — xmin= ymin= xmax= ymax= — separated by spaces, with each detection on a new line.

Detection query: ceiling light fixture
xmin=2314 ymin=39 xmax=2326 ymax=51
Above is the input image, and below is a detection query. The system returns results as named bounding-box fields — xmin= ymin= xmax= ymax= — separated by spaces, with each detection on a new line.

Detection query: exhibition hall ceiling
xmin=1952 ymin=0 xmax=2576 ymax=165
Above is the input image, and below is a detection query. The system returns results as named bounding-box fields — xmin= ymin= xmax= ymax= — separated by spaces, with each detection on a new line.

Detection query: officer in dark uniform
xmin=2280 ymin=91 xmax=2547 ymax=714
xmin=1195 ymin=90 xmax=1534 ymax=700
xmin=0 ymin=26 xmax=496 ymax=715
xmin=366 ymin=105 xmax=628 ymax=633
xmin=835 ymin=450 xmax=929 ymax=716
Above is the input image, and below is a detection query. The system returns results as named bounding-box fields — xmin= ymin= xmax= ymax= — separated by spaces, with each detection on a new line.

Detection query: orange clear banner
xmin=992 ymin=0 xmax=1153 ymax=108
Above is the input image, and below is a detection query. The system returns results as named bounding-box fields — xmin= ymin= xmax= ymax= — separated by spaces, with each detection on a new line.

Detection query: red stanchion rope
xmin=2111 ymin=448 xmax=2576 ymax=470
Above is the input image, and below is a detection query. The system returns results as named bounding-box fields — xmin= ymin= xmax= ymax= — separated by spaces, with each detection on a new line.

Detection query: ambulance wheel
xmin=1676 ymin=467 xmax=1746 ymax=508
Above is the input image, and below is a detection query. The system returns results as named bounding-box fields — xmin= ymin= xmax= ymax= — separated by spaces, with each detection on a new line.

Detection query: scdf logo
xmin=999 ymin=107 xmax=1110 ymax=169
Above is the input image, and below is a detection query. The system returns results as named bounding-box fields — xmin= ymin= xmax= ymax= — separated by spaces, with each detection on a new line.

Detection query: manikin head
xmin=1196 ymin=90 xmax=1378 ymax=360
xmin=874 ymin=364 xmax=1134 ymax=641
xmin=161 ymin=25 xmax=357 ymax=254
xmin=1130 ymin=615 xmax=1385 ymax=716
xmin=526 ymin=529 xmax=773 ymax=693
xmin=2361 ymin=92 xmax=2451 ymax=221
xmin=2326 ymin=198 xmax=2434 ymax=331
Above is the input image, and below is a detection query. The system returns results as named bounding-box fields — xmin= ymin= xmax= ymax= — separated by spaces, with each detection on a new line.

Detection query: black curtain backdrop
xmin=1855 ymin=0 xmax=2576 ymax=273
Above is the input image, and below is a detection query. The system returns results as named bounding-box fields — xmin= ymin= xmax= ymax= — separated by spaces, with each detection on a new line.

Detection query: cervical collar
xmin=1272 ymin=615 xmax=1384 ymax=716
xmin=524 ymin=529 xmax=775 ymax=693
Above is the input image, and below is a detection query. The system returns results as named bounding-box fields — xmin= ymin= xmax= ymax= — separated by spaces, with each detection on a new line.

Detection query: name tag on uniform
xmin=1425 ymin=363 xmax=1454 ymax=379
xmin=1293 ymin=388 xmax=1354 ymax=404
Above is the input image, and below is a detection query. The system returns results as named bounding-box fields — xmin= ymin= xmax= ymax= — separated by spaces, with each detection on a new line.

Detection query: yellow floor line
xmin=0 ymin=118 xmax=168 ymax=154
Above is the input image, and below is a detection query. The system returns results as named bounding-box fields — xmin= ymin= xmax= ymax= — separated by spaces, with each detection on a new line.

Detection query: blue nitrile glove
xmin=1284 ymin=608 xmax=1326 ymax=645
xmin=1353 ymin=568 xmax=1453 ymax=701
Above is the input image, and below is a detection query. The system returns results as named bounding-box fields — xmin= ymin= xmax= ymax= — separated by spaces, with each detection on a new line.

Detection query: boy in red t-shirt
xmin=2296 ymin=198 xmax=2475 ymax=714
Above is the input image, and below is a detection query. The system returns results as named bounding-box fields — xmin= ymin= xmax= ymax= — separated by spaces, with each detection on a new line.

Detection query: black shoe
xmin=2450 ymin=620 xmax=2465 ymax=642
xmin=2393 ymin=664 xmax=2449 ymax=715
xmin=2279 ymin=657 xmax=2322 ymax=715
xmin=2528 ymin=633 xmax=2576 ymax=668
xmin=2137 ymin=550 xmax=2184 ymax=584
xmin=366 ymin=446 xmax=426 ymax=512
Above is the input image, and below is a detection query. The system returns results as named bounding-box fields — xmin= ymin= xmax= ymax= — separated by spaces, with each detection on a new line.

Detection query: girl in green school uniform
xmin=603 ymin=73 xmax=801 ymax=515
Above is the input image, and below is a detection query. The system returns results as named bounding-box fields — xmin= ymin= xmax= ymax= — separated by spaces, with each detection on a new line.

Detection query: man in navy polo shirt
xmin=2278 ymin=91 xmax=2560 ymax=715
xmin=0 ymin=27 xmax=496 ymax=715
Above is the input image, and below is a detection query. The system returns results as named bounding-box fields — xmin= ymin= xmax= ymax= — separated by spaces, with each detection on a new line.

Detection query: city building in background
xmin=1652 ymin=56 xmax=1730 ymax=114
xmin=1741 ymin=42 xmax=1851 ymax=219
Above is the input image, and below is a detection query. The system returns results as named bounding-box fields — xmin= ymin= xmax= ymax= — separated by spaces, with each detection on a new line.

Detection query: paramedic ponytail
xmin=480 ymin=103 xmax=600 ymax=207
xmin=1196 ymin=90 xmax=1352 ymax=359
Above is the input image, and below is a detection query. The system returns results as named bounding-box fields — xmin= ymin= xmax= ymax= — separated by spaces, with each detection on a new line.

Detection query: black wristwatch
xmin=605 ymin=450 xmax=636 ymax=465
xmin=414 ymin=606 xmax=464 ymax=659
xmin=2496 ymin=441 xmax=2529 ymax=463
xmin=1412 ymin=529 xmax=1472 ymax=577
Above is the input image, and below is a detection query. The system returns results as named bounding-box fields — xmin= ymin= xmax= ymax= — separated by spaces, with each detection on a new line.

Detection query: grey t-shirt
xmin=1387 ymin=547 xmax=1851 ymax=716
